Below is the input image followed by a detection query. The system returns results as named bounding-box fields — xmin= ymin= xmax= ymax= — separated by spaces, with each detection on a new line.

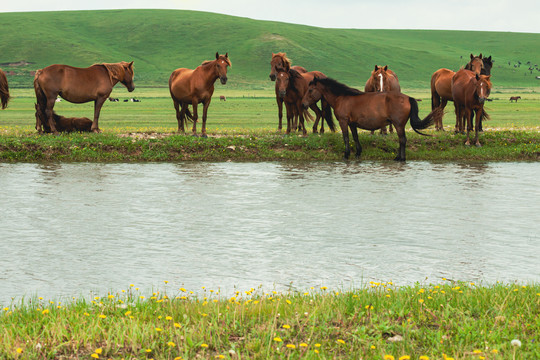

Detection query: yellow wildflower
xmin=16 ymin=348 xmax=23 ymax=354
xmin=201 ymin=343 xmax=209 ymax=348
xmin=167 ymin=342 xmax=175 ymax=347
xmin=95 ymin=348 xmax=102 ymax=354
xmin=274 ymin=337 xmax=282 ymax=342
xmin=384 ymin=356 xmax=395 ymax=360
xmin=286 ymin=344 xmax=296 ymax=349
xmin=282 ymin=324 xmax=291 ymax=329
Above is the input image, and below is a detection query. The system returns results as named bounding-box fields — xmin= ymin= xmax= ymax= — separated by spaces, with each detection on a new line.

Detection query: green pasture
xmin=1 ymin=87 xmax=539 ymax=134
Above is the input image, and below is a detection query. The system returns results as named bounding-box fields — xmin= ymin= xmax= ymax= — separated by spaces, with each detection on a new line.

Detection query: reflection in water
xmin=0 ymin=162 xmax=538 ymax=303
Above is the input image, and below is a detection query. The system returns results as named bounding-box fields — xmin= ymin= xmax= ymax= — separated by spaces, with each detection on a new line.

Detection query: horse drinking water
xmin=169 ymin=53 xmax=231 ymax=137
xmin=302 ymin=77 xmax=443 ymax=161
xmin=33 ymin=61 xmax=135 ymax=134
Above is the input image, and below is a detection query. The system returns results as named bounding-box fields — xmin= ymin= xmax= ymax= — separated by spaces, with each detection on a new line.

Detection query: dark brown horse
xmin=430 ymin=54 xmax=484 ymax=130
xmin=0 ymin=69 xmax=10 ymax=109
xmin=302 ymin=77 xmax=443 ymax=161
xmin=169 ymin=53 xmax=231 ymax=137
xmin=509 ymin=96 xmax=521 ymax=102
xmin=35 ymin=104 xmax=93 ymax=133
xmin=34 ymin=61 xmax=134 ymax=134
xmin=451 ymin=69 xmax=492 ymax=146
xmin=275 ymin=68 xmax=330 ymax=135
xmin=269 ymin=52 xmax=308 ymax=131
xmin=364 ymin=65 xmax=401 ymax=134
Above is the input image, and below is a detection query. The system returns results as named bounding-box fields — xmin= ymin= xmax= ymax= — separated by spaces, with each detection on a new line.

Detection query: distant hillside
xmin=0 ymin=9 xmax=539 ymax=89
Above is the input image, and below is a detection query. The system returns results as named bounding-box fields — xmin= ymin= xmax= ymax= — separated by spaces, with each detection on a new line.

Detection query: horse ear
xmin=128 ymin=61 xmax=134 ymax=68
xmin=383 ymin=65 xmax=388 ymax=71
xmin=225 ymin=52 xmax=228 ymax=58
xmin=216 ymin=52 xmax=219 ymax=59
xmin=470 ymin=53 xmax=474 ymax=60
xmin=374 ymin=65 xmax=379 ymax=71
xmin=479 ymin=53 xmax=483 ymax=59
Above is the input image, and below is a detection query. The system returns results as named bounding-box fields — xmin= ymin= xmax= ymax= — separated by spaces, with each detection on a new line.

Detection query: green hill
xmin=0 ymin=9 xmax=539 ymax=89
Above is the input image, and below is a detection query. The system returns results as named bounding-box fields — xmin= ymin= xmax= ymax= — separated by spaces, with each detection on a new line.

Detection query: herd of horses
xmin=0 ymin=51 xmax=495 ymax=160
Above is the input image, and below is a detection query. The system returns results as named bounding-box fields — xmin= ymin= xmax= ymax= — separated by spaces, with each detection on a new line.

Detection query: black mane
xmin=287 ymin=68 xmax=305 ymax=95
xmin=314 ymin=77 xmax=363 ymax=96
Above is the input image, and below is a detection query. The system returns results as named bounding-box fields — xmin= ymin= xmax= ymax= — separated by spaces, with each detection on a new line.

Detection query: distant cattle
xmin=220 ymin=95 xmax=226 ymax=101
xmin=509 ymin=96 xmax=521 ymax=102
xmin=108 ymin=97 xmax=119 ymax=102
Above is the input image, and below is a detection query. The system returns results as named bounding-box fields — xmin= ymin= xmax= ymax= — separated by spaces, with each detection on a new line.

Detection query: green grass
xmin=1 ymin=10 xmax=540 ymax=89
xmin=1 ymin=282 xmax=538 ymax=359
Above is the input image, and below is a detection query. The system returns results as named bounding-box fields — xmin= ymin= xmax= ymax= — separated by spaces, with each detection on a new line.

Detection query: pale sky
xmin=1 ymin=0 xmax=539 ymax=33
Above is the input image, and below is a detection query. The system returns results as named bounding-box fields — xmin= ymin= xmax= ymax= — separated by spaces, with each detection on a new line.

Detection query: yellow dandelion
xmin=155 ymin=327 xmax=162 ymax=332
xmin=314 ymin=343 xmax=321 ymax=347
xmin=16 ymin=348 xmax=23 ymax=354
xmin=167 ymin=341 xmax=175 ymax=347
xmin=337 ymin=339 xmax=345 ymax=345
xmin=320 ymin=286 xmax=328 ymax=290
xmin=83 ymin=312 xmax=90 ymax=316
xmin=384 ymin=355 xmax=395 ymax=360
xmin=473 ymin=350 xmax=482 ymax=354
xmin=418 ymin=299 xmax=424 ymax=304
xmin=286 ymin=344 xmax=296 ymax=349
xmin=95 ymin=348 xmax=102 ymax=354
xmin=419 ymin=356 xmax=430 ymax=360
xmin=42 ymin=309 xmax=49 ymax=315
xmin=107 ymin=294 xmax=114 ymax=299
xmin=174 ymin=323 xmax=182 ymax=328
xmin=166 ymin=316 xmax=173 ymax=321
xmin=124 ymin=311 xmax=132 ymax=316
xmin=145 ymin=349 xmax=152 ymax=353
xmin=99 ymin=314 xmax=106 ymax=319
xmin=491 ymin=349 xmax=499 ymax=354
xmin=399 ymin=356 xmax=411 ymax=360
xmin=201 ymin=343 xmax=209 ymax=348
xmin=300 ymin=343 xmax=308 ymax=347
xmin=274 ymin=337 xmax=282 ymax=342
xmin=91 ymin=354 xmax=99 ymax=359
xmin=371 ymin=345 xmax=376 ymax=350
xmin=282 ymin=324 xmax=291 ymax=329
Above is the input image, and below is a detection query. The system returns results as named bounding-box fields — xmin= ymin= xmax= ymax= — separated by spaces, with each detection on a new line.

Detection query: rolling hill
xmin=0 ymin=9 xmax=539 ymax=89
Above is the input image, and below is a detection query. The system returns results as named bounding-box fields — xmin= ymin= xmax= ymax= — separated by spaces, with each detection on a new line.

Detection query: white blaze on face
xmin=378 ymin=73 xmax=384 ymax=92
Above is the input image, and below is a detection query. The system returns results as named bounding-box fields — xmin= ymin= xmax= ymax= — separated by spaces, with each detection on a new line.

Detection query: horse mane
xmin=97 ymin=62 xmax=125 ymax=84
xmin=202 ymin=56 xmax=232 ymax=68
xmin=287 ymin=68 xmax=305 ymax=94
xmin=315 ymin=77 xmax=363 ymax=96
xmin=273 ymin=52 xmax=291 ymax=71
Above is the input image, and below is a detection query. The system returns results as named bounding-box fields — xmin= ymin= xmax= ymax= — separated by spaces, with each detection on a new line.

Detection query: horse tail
xmin=430 ymin=74 xmax=440 ymax=110
xmin=408 ymin=97 xmax=442 ymax=136
xmin=321 ymin=99 xmax=335 ymax=132
xmin=303 ymin=108 xmax=314 ymax=122
xmin=0 ymin=70 xmax=10 ymax=109
xmin=33 ymin=70 xmax=47 ymax=110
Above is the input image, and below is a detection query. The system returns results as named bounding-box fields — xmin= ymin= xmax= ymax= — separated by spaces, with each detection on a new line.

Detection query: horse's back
xmin=387 ymin=70 xmax=401 ymax=92
xmin=291 ymin=66 xmax=308 ymax=74
xmin=431 ymin=68 xmax=454 ymax=98
xmin=301 ymin=71 xmax=326 ymax=83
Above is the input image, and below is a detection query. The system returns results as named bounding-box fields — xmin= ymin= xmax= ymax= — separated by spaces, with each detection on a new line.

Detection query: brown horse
xmin=451 ymin=69 xmax=492 ymax=147
xmin=275 ymin=68 xmax=331 ymax=135
xmin=35 ymin=104 xmax=92 ymax=133
xmin=269 ymin=52 xmax=308 ymax=131
xmin=302 ymin=77 xmax=443 ymax=161
xmin=169 ymin=52 xmax=231 ymax=137
xmin=509 ymin=96 xmax=521 ymax=102
xmin=0 ymin=69 xmax=10 ymax=109
xmin=33 ymin=61 xmax=134 ymax=134
xmin=364 ymin=65 xmax=401 ymax=134
xmin=430 ymin=54 xmax=484 ymax=130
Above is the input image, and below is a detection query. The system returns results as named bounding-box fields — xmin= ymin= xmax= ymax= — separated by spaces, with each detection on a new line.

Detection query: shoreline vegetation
xmin=1 ymin=282 xmax=538 ymax=359
xmin=0 ymin=129 xmax=539 ymax=162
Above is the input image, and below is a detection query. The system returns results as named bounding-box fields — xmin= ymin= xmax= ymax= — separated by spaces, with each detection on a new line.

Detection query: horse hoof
xmin=201 ymin=134 xmax=208 ymax=138
xmin=475 ymin=143 xmax=482 ymax=147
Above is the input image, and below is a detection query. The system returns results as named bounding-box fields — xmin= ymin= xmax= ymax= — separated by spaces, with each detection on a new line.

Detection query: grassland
xmin=1 ymin=282 xmax=538 ymax=359
xmin=0 ymin=10 xmax=540 ymax=89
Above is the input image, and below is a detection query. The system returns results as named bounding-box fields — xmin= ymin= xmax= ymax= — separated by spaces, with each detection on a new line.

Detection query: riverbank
xmin=0 ymin=129 xmax=539 ymax=162
xmin=1 ymin=282 xmax=538 ymax=359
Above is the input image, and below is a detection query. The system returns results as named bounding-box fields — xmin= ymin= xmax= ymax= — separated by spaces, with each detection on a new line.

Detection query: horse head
xmin=371 ymin=65 xmax=391 ymax=92
xmin=481 ymin=55 xmax=493 ymax=75
xmin=475 ymin=74 xmax=492 ymax=104
xmin=275 ymin=70 xmax=291 ymax=98
xmin=302 ymin=77 xmax=323 ymax=108
xmin=121 ymin=61 xmax=135 ymax=92
xmin=215 ymin=52 xmax=231 ymax=85
xmin=465 ymin=54 xmax=484 ymax=75
xmin=270 ymin=52 xmax=291 ymax=81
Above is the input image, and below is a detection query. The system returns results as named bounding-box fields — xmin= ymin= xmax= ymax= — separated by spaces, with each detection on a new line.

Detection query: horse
xmin=35 ymin=104 xmax=93 ymax=133
xmin=33 ymin=61 xmax=134 ymax=134
xmin=302 ymin=77 xmax=443 ymax=161
xmin=0 ymin=69 xmax=10 ymax=109
xmin=269 ymin=52 xmax=308 ymax=132
xmin=509 ymin=96 xmax=521 ymax=102
xmin=219 ymin=95 xmax=226 ymax=101
xmin=430 ymin=54 xmax=484 ymax=130
xmin=364 ymin=65 xmax=401 ymax=134
xmin=169 ymin=52 xmax=231 ymax=137
xmin=275 ymin=68 xmax=331 ymax=135
xmin=451 ymin=69 xmax=492 ymax=147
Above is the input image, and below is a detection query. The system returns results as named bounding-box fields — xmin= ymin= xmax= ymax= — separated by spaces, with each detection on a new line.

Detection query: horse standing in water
xmin=302 ymin=77 xmax=443 ymax=161
xmin=269 ymin=53 xmax=308 ymax=131
xmin=0 ymin=69 xmax=10 ymax=109
xmin=169 ymin=53 xmax=231 ymax=137
xmin=33 ymin=61 xmax=134 ymax=134
xmin=452 ymin=70 xmax=492 ymax=147
xmin=430 ymin=54 xmax=484 ymax=130
xmin=274 ymin=68 xmax=333 ymax=135
xmin=364 ymin=65 xmax=401 ymax=134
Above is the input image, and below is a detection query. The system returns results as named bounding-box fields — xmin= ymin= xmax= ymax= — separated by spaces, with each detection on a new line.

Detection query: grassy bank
xmin=0 ymin=129 xmax=539 ymax=162
xmin=1 ymin=282 xmax=538 ymax=359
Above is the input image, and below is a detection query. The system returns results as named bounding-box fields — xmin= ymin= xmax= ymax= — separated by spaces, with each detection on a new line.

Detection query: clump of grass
xmin=1 ymin=281 xmax=538 ymax=359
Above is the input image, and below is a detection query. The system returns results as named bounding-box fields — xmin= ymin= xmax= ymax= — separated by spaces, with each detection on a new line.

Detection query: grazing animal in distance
xmin=364 ymin=65 xmax=401 ymax=134
xmin=169 ymin=52 xmax=231 ymax=137
xmin=33 ymin=61 xmax=135 ymax=133
xmin=509 ymin=96 xmax=521 ymax=102
xmin=302 ymin=76 xmax=443 ymax=161
xmin=0 ymin=69 xmax=10 ymax=109
xmin=219 ymin=95 xmax=226 ymax=101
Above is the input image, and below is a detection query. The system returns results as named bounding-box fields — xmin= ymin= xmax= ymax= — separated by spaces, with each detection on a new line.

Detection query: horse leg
xmin=474 ymin=108 xmax=482 ymax=147
xmin=284 ymin=103 xmax=292 ymax=135
xmin=394 ymin=125 xmax=407 ymax=161
xmin=92 ymin=97 xmax=107 ymax=133
xmin=349 ymin=123 xmax=362 ymax=159
xmin=388 ymin=123 xmax=394 ymax=134
xmin=201 ymin=99 xmax=211 ymax=138
xmin=277 ymin=96 xmax=283 ymax=131
xmin=191 ymin=100 xmax=199 ymax=136
xmin=173 ymin=99 xmax=184 ymax=133
xmin=311 ymin=104 xmax=321 ymax=134
xmin=437 ymin=99 xmax=448 ymax=131
xmin=339 ymin=120 xmax=351 ymax=160
xmin=454 ymin=103 xmax=461 ymax=134
xmin=464 ymin=109 xmax=472 ymax=146
xmin=379 ymin=125 xmax=388 ymax=135
xmin=45 ymin=97 xmax=58 ymax=134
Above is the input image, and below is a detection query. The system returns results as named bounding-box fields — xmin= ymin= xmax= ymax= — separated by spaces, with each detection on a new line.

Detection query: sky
xmin=1 ymin=0 xmax=539 ymax=34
